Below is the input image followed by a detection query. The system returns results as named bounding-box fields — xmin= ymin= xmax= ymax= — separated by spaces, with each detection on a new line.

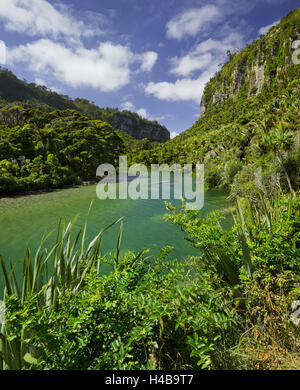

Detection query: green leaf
xmin=23 ymin=353 xmax=38 ymax=365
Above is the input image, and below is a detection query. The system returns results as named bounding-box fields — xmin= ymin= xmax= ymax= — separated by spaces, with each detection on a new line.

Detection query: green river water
xmin=0 ymin=183 xmax=228 ymax=291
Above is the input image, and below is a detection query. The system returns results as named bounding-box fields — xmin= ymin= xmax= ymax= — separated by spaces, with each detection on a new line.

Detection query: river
xmin=0 ymin=182 xmax=229 ymax=290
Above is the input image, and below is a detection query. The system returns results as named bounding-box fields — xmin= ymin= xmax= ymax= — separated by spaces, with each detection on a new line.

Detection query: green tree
xmin=262 ymin=126 xmax=295 ymax=195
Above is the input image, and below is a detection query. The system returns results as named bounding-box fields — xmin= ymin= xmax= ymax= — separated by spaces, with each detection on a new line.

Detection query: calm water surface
xmin=0 ymin=183 xmax=229 ymax=290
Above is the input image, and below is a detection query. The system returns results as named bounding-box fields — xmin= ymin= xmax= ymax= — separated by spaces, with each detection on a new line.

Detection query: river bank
xmin=0 ymin=175 xmax=143 ymax=199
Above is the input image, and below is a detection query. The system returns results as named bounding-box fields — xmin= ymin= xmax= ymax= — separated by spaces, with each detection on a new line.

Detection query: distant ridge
xmin=0 ymin=67 xmax=170 ymax=142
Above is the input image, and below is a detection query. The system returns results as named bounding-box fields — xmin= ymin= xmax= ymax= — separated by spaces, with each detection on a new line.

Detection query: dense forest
xmin=0 ymin=9 xmax=299 ymax=370
xmin=0 ymin=105 xmax=125 ymax=194
xmin=0 ymin=74 xmax=168 ymax=195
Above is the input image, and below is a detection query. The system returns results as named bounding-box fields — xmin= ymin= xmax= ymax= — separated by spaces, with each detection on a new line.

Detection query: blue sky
xmin=0 ymin=0 xmax=299 ymax=138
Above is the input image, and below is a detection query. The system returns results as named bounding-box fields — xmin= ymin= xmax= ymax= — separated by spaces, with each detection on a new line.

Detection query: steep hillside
xmin=0 ymin=104 xmax=125 ymax=195
xmin=0 ymin=69 xmax=170 ymax=142
xmin=200 ymin=9 xmax=300 ymax=114
xmin=0 ymin=68 xmax=76 ymax=110
xmin=131 ymin=9 xmax=300 ymax=200
xmin=74 ymin=99 xmax=170 ymax=142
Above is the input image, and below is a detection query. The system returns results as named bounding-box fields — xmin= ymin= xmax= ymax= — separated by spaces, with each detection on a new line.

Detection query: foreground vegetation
xmin=0 ymin=191 xmax=299 ymax=370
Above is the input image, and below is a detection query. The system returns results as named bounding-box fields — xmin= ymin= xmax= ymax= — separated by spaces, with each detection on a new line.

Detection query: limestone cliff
xmin=73 ymin=100 xmax=170 ymax=143
xmin=200 ymin=9 xmax=300 ymax=115
xmin=107 ymin=111 xmax=170 ymax=143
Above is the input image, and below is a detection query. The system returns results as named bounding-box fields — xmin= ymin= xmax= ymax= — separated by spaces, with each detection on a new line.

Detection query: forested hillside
xmin=0 ymin=69 xmax=169 ymax=195
xmin=0 ymin=68 xmax=169 ymax=145
xmin=0 ymin=104 xmax=125 ymax=194
xmin=74 ymin=99 xmax=170 ymax=142
xmin=130 ymin=9 xmax=300 ymax=200
xmin=0 ymin=69 xmax=77 ymax=110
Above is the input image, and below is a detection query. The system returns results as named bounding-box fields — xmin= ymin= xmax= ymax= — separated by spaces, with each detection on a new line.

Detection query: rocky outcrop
xmin=200 ymin=60 xmax=266 ymax=114
xmin=200 ymin=10 xmax=300 ymax=115
xmin=248 ymin=63 xmax=266 ymax=96
xmin=200 ymin=99 xmax=209 ymax=116
xmin=73 ymin=100 xmax=170 ymax=143
xmin=108 ymin=112 xmax=170 ymax=143
xmin=231 ymin=65 xmax=249 ymax=96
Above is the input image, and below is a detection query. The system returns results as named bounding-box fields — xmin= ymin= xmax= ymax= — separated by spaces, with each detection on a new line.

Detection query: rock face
xmin=200 ymin=10 xmax=300 ymax=115
xmin=108 ymin=112 xmax=170 ymax=143
xmin=73 ymin=100 xmax=170 ymax=143
xmin=248 ymin=63 xmax=266 ymax=96
xmin=200 ymin=60 xmax=268 ymax=115
xmin=231 ymin=65 xmax=249 ymax=96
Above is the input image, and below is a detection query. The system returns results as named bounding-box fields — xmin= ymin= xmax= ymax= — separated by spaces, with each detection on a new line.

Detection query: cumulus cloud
xmin=258 ymin=20 xmax=280 ymax=35
xmin=146 ymin=30 xmax=244 ymax=103
xmin=170 ymin=53 xmax=212 ymax=77
xmin=2 ymin=0 xmax=158 ymax=93
xmin=136 ymin=108 xmax=148 ymax=118
xmin=166 ymin=5 xmax=223 ymax=40
xmin=34 ymin=78 xmax=61 ymax=93
xmin=0 ymin=0 xmax=103 ymax=39
xmin=145 ymin=73 xmax=211 ymax=105
xmin=120 ymin=101 xmax=164 ymax=122
xmin=121 ymin=101 xmax=135 ymax=111
xmin=170 ymin=131 xmax=179 ymax=139
xmin=8 ymin=39 xmax=157 ymax=92
xmin=0 ymin=40 xmax=6 ymax=65
xmin=170 ymin=32 xmax=243 ymax=77
xmin=120 ymin=101 xmax=148 ymax=118
xmin=8 ymin=40 xmax=131 ymax=91
xmin=154 ymin=4 xmax=246 ymax=103
xmin=139 ymin=51 xmax=158 ymax=72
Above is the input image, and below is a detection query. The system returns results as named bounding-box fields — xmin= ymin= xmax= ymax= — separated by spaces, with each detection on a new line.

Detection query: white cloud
xmin=146 ymin=29 xmax=244 ymax=103
xmin=170 ymin=33 xmax=243 ymax=77
xmin=170 ymin=53 xmax=212 ymax=77
xmin=34 ymin=78 xmax=61 ymax=93
xmin=120 ymin=101 xmax=164 ymax=122
xmin=136 ymin=108 xmax=148 ymax=118
xmin=8 ymin=39 xmax=157 ymax=92
xmin=258 ymin=20 xmax=280 ymax=36
xmin=0 ymin=40 xmax=6 ymax=65
xmin=170 ymin=131 xmax=179 ymax=139
xmin=0 ymin=0 xmax=105 ymax=39
xmin=35 ymin=78 xmax=45 ymax=86
xmin=121 ymin=101 xmax=135 ymax=111
xmin=139 ymin=51 xmax=158 ymax=72
xmin=121 ymin=101 xmax=148 ymax=118
xmin=159 ymin=4 xmax=245 ymax=102
xmin=9 ymin=40 xmax=132 ymax=91
xmin=145 ymin=72 xmax=212 ymax=104
xmin=166 ymin=5 xmax=223 ymax=40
